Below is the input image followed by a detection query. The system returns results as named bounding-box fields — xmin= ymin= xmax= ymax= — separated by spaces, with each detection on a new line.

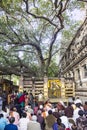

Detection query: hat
xmin=59 ymin=101 xmax=65 ymax=107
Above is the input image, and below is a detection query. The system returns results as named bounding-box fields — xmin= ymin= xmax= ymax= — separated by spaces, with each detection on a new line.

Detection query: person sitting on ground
xmin=53 ymin=106 xmax=60 ymax=119
xmin=68 ymin=118 xmax=77 ymax=130
xmin=76 ymin=109 xmax=87 ymax=130
xmin=59 ymin=110 xmax=70 ymax=129
xmin=64 ymin=102 xmax=73 ymax=118
xmin=57 ymin=101 xmax=65 ymax=112
xmin=45 ymin=110 xmax=56 ymax=130
xmin=44 ymin=99 xmax=52 ymax=111
xmin=24 ymin=105 xmax=33 ymax=120
xmin=27 ymin=115 xmax=41 ymax=130
xmin=73 ymin=103 xmax=81 ymax=122
xmin=83 ymin=101 xmax=87 ymax=112
xmin=57 ymin=117 xmax=65 ymax=130
xmin=19 ymin=112 xmax=29 ymax=130
xmin=37 ymin=110 xmax=45 ymax=130
xmin=4 ymin=117 xmax=18 ymax=130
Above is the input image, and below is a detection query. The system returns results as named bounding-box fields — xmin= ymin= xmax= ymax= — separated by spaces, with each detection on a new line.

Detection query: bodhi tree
xmin=0 ymin=0 xmax=85 ymax=77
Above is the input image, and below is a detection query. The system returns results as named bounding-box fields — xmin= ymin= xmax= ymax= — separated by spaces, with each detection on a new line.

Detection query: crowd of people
xmin=0 ymin=90 xmax=87 ymax=130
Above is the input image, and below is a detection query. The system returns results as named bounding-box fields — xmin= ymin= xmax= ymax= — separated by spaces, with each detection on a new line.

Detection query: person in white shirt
xmin=60 ymin=111 xmax=70 ymax=129
xmin=73 ymin=103 xmax=81 ymax=122
xmin=19 ymin=112 xmax=29 ymax=130
xmin=38 ymin=91 xmax=43 ymax=102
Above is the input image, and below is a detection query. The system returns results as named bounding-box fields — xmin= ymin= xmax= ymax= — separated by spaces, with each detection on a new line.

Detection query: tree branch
xmin=23 ymin=0 xmax=58 ymax=27
xmin=6 ymin=15 xmax=22 ymax=42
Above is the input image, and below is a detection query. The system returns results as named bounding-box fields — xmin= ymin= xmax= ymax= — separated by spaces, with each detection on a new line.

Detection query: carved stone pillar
xmin=72 ymin=70 xmax=76 ymax=90
xmin=79 ymin=65 xmax=83 ymax=87
xmin=44 ymin=76 xmax=48 ymax=100
xmin=61 ymin=77 xmax=65 ymax=98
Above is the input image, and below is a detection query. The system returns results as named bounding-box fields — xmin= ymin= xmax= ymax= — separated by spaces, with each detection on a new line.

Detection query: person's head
xmin=37 ymin=110 xmax=42 ymax=115
xmin=85 ymin=101 xmax=87 ymax=105
xmin=76 ymin=103 xmax=81 ymax=108
xmin=78 ymin=110 xmax=84 ymax=117
xmin=76 ymin=97 xmax=80 ymax=99
xmin=13 ymin=107 xmax=17 ymax=111
xmin=0 ymin=113 xmax=4 ymax=118
xmin=72 ymin=97 xmax=75 ymax=101
xmin=48 ymin=110 xmax=52 ymax=115
xmin=68 ymin=102 xmax=72 ymax=106
xmin=21 ymin=112 xmax=27 ymax=118
xmin=32 ymin=115 xmax=37 ymax=121
xmin=9 ymin=117 xmax=15 ymax=124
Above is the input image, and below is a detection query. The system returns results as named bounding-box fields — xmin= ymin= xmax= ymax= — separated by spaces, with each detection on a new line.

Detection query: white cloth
xmin=19 ymin=118 xmax=29 ymax=130
xmin=27 ymin=121 xmax=41 ymax=130
xmin=32 ymin=115 xmax=37 ymax=121
xmin=25 ymin=105 xmax=33 ymax=114
xmin=74 ymin=99 xmax=82 ymax=104
xmin=73 ymin=107 xmax=80 ymax=122
xmin=60 ymin=115 xmax=69 ymax=128
xmin=0 ymin=110 xmax=9 ymax=118
xmin=38 ymin=93 xmax=43 ymax=101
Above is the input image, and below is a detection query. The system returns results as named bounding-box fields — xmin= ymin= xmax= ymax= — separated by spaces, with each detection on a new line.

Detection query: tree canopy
xmin=0 ymin=0 xmax=85 ymax=77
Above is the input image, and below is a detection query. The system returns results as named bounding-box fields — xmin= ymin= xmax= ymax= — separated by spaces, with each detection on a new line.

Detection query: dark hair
xmin=72 ymin=97 xmax=75 ymax=101
xmin=9 ymin=117 xmax=15 ymax=123
xmin=0 ymin=113 xmax=4 ymax=118
xmin=48 ymin=110 xmax=52 ymax=114
xmin=57 ymin=117 xmax=61 ymax=125
xmin=21 ymin=112 xmax=27 ymax=118
xmin=78 ymin=110 xmax=84 ymax=116
xmin=57 ymin=117 xmax=65 ymax=128
xmin=76 ymin=103 xmax=81 ymax=108
xmin=85 ymin=101 xmax=87 ymax=105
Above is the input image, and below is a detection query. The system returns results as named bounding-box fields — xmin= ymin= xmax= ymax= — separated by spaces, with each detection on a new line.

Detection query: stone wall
xmin=59 ymin=18 xmax=87 ymax=101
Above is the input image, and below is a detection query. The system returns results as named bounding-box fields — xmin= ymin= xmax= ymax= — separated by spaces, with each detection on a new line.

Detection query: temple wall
xmin=59 ymin=17 xmax=87 ymax=102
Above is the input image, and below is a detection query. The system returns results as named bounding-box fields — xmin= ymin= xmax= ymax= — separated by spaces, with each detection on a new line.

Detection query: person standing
xmin=2 ymin=91 xmax=7 ymax=109
xmin=38 ymin=91 xmax=43 ymax=103
xmin=64 ymin=102 xmax=73 ymax=118
xmin=37 ymin=110 xmax=45 ymax=130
